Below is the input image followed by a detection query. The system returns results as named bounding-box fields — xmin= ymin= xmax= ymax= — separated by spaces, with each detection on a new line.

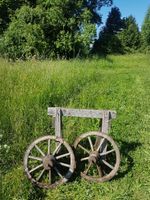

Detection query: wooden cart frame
xmin=24 ymin=107 xmax=120 ymax=189
xmin=48 ymin=107 xmax=116 ymax=137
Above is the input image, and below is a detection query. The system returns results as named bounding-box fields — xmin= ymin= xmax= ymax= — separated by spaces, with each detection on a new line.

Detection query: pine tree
xmin=118 ymin=16 xmax=141 ymax=52
xmin=105 ymin=7 xmax=123 ymax=34
xmin=93 ymin=6 xmax=124 ymax=54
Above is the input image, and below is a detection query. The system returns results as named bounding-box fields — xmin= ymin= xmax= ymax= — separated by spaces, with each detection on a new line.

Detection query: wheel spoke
xmin=35 ymin=144 xmax=45 ymax=157
xmin=96 ymin=164 xmax=103 ymax=177
xmin=100 ymin=149 xmax=115 ymax=156
xmin=103 ymin=145 xmax=107 ymax=153
xmin=36 ymin=168 xmax=45 ymax=181
xmin=48 ymin=139 xmax=50 ymax=155
xmin=102 ymin=160 xmax=114 ymax=170
xmin=96 ymin=138 xmax=105 ymax=152
xmin=80 ymin=156 xmax=89 ymax=161
xmin=84 ymin=162 xmax=92 ymax=174
xmin=78 ymin=144 xmax=90 ymax=154
xmin=56 ymin=152 xmax=70 ymax=160
xmin=58 ymin=162 xmax=70 ymax=168
xmin=54 ymin=167 xmax=63 ymax=178
xmin=28 ymin=156 xmax=42 ymax=161
xmin=48 ymin=169 xmax=51 ymax=184
xmin=29 ymin=163 xmax=43 ymax=173
xmin=88 ymin=137 xmax=94 ymax=151
xmin=53 ymin=143 xmax=62 ymax=156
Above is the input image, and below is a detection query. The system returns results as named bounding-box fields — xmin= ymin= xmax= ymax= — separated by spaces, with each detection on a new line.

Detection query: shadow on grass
xmin=70 ymin=140 xmax=142 ymax=183
xmin=25 ymin=140 xmax=141 ymax=191
xmin=28 ymin=185 xmax=47 ymax=200
xmin=114 ymin=140 xmax=142 ymax=180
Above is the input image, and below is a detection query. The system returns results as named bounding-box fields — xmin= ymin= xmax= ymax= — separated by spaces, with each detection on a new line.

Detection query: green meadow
xmin=1 ymin=54 xmax=150 ymax=200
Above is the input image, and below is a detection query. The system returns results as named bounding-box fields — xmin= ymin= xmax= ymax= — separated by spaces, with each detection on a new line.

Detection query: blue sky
xmin=100 ymin=0 xmax=150 ymax=29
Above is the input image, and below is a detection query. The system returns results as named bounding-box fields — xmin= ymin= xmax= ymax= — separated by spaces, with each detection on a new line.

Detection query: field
xmin=1 ymin=54 xmax=150 ymax=200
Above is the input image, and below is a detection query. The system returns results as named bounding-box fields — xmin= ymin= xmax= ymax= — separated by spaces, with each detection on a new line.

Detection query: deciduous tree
xmin=0 ymin=0 xmax=113 ymax=59
xmin=141 ymin=6 xmax=150 ymax=51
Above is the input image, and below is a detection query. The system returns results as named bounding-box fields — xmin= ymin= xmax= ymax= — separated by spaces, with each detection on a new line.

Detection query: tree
xmin=141 ymin=6 xmax=150 ymax=51
xmin=83 ymin=0 xmax=113 ymax=24
xmin=0 ymin=0 xmax=113 ymax=60
xmin=93 ymin=6 xmax=123 ymax=54
xmin=0 ymin=0 xmax=36 ymax=34
xmin=105 ymin=6 xmax=123 ymax=34
xmin=0 ymin=6 xmax=48 ymax=60
xmin=118 ymin=16 xmax=141 ymax=52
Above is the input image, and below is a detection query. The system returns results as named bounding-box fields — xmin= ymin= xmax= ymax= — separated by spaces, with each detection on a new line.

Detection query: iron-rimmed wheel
xmin=74 ymin=131 xmax=120 ymax=182
xmin=24 ymin=135 xmax=76 ymax=189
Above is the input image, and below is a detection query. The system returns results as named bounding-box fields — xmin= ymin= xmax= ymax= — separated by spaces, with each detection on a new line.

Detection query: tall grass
xmin=1 ymin=54 xmax=150 ymax=200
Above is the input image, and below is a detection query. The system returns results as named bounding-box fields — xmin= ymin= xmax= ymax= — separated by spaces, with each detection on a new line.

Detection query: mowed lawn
xmin=1 ymin=54 xmax=150 ymax=200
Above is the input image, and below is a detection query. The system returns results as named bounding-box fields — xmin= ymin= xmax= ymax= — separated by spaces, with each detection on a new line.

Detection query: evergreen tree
xmin=141 ymin=6 xmax=150 ymax=51
xmin=93 ymin=6 xmax=123 ymax=54
xmin=118 ymin=16 xmax=141 ymax=52
xmin=105 ymin=6 xmax=123 ymax=34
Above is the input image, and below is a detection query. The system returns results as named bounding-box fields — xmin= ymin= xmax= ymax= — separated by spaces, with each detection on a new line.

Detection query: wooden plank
xmin=101 ymin=110 xmax=110 ymax=134
xmin=55 ymin=108 xmax=62 ymax=138
xmin=94 ymin=111 xmax=110 ymax=150
xmin=48 ymin=107 xmax=116 ymax=119
xmin=101 ymin=111 xmax=110 ymax=154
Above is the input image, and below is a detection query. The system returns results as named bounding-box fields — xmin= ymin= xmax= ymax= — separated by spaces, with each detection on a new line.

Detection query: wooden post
xmin=100 ymin=111 xmax=110 ymax=154
xmin=55 ymin=108 xmax=62 ymax=138
xmin=101 ymin=110 xmax=110 ymax=134
xmin=95 ymin=111 xmax=110 ymax=151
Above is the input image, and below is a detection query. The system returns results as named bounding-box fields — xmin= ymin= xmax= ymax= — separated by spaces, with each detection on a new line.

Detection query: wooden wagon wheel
xmin=74 ymin=131 xmax=120 ymax=182
xmin=24 ymin=135 xmax=76 ymax=189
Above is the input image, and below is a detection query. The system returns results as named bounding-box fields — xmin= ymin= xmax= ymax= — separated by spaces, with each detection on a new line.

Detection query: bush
xmin=0 ymin=6 xmax=48 ymax=60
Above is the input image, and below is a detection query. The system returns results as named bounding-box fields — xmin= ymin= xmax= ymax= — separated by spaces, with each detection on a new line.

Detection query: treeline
xmin=0 ymin=0 xmax=149 ymax=60
xmin=93 ymin=6 xmax=150 ymax=55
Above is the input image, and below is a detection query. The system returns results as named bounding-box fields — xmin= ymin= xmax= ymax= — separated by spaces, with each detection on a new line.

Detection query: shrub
xmin=0 ymin=6 xmax=48 ymax=60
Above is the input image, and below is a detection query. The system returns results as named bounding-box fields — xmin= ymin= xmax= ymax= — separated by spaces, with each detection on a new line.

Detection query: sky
xmin=100 ymin=0 xmax=150 ymax=30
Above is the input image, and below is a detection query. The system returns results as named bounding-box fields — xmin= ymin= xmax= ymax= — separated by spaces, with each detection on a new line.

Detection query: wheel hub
xmin=88 ymin=151 xmax=99 ymax=163
xmin=42 ymin=155 xmax=55 ymax=170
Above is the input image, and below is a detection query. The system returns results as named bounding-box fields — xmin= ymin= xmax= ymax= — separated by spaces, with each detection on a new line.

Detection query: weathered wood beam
xmin=48 ymin=107 xmax=116 ymax=119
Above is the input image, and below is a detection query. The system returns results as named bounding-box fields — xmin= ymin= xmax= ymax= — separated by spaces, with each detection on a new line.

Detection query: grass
xmin=0 ymin=54 xmax=150 ymax=200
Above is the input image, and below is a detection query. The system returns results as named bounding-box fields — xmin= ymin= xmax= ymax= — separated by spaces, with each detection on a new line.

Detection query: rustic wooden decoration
xmin=24 ymin=107 xmax=120 ymax=189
